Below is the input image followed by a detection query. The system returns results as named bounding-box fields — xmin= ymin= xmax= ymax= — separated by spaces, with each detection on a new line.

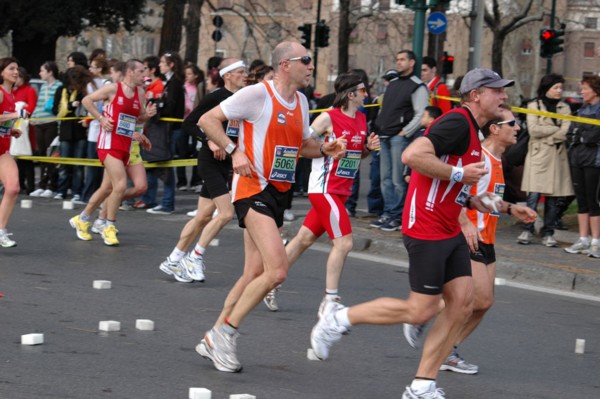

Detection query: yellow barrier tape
xmin=14 ymin=156 xmax=198 ymax=168
xmin=26 ymin=95 xmax=599 ymax=127
xmin=434 ymin=95 xmax=600 ymax=127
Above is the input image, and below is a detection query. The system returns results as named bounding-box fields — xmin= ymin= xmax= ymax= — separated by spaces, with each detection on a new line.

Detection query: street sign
xmin=427 ymin=11 xmax=447 ymax=35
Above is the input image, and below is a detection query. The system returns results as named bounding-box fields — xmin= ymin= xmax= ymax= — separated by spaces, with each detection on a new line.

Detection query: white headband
xmin=219 ymin=61 xmax=246 ymax=77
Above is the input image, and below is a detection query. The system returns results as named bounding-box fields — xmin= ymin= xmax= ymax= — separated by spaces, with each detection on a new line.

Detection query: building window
xmin=299 ymin=0 xmax=312 ymax=9
xmin=584 ymin=17 xmax=597 ymax=30
xmin=584 ymin=42 xmax=596 ymax=58
xmin=272 ymin=1 xmax=285 ymax=12
xmin=376 ymin=24 xmax=388 ymax=42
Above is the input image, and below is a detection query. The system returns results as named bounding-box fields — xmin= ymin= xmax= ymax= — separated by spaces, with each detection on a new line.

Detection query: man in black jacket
xmin=370 ymin=50 xmax=428 ymax=232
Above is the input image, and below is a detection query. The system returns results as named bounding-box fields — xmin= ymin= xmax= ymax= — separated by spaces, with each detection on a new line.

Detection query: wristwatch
xmin=225 ymin=142 xmax=237 ymax=155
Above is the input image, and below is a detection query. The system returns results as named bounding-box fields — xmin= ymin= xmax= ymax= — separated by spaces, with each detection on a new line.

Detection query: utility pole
xmin=313 ymin=0 xmax=322 ymax=84
xmin=411 ymin=0 xmax=428 ymax=78
xmin=468 ymin=0 xmax=484 ymax=70
xmin=546 ymin=0 xmax=557 ymax=74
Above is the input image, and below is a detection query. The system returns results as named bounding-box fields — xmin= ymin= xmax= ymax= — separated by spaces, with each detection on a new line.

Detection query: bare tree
xmin=184 ymin=0 xmax=204 ymax=63
xmin=160 ymin=0 xmax=186 ymax=54
xmin=483 ymin=0 xmax=545 ymax=76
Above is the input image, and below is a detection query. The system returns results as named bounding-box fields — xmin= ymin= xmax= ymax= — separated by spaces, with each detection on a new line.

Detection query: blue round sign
xmin=427 ymin=12 xmax=448 ymax=35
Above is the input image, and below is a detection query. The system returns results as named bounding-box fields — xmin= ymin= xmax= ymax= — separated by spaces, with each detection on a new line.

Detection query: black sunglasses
xmin=284 ymin=56 xmax=312 ymax=65
xmin=496 ymin=119 xmax=517 ymax=127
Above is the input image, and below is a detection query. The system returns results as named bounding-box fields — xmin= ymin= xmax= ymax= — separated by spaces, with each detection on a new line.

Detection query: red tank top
xmin=308 ymin=108 xmax=367 ymax=196
xmin=402 ymin=107 xmax=482 ymax=240
xmin=0 ymin=86 xmax=16 ymax=155
xmin=97 ymin=82 xmax=141 ymax=153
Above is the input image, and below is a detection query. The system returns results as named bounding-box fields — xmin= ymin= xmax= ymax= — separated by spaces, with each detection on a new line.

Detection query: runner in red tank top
xmin=0 ymin=57 xmax=27 ymax=248
xmin=262 ymin=72 xmax=380 ymax=315
xmin=69 ymin=59 xmax=156 ymax=246
xmin=309 ymin=68 xmax=516 ymax=399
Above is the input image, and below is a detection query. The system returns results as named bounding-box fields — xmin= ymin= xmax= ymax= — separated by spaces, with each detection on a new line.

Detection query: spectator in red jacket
xmin=421 ymin=56 xmax=452 ymax=114
xmin=13 ymin=66 xmax=38 ymax=194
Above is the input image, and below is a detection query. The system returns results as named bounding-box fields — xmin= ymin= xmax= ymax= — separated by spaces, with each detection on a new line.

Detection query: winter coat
xmin=521 ymin=99 xmax=574 ymax=196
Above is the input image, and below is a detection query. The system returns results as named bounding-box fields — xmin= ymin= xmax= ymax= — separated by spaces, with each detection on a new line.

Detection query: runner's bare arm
xmin=402 ymin=136 xmax=488 ymax=185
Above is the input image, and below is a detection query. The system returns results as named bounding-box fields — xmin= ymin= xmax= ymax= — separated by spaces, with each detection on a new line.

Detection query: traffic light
xmin=315 ymin=21 xmax=330 ymax=48
xmin=540 ymin=24 xmax=566 ymax=58
xmin=212 ymin=15 xmax=224 ymax=43
xmin=441 ymin=52 xmax=454 ymax=75
xmin=298 ymin=24 xmax=312 ymax=49
xmin=552 ymin=23 xmax=566 ymax=55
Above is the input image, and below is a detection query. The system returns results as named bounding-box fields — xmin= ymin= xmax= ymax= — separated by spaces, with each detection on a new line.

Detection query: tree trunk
xmin=337 ymin=0 xmax=351 ymax=74
xmin=160 ymin=0 xmax=186 ymax=55
xmin=13 ymin=33 xmax=58 ymax=78
xmin=184 ymin=0 xmax=203 ymax=64
xmin=491 ymin=33 xmax=504 ymax=76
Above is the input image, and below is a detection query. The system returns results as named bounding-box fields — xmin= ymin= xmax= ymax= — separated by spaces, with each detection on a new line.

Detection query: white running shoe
xmin=317 ymin=295 xmax=344 ymax=319
xmin=40 ymin=189 xmax=54 ymax=198
xmin=196 ymin=328 xmax=242 ymax=373
xmin=403 ymin=323 xmax=426 ymax=349
xmin=91 ymin=219 xmax=107 ymax=234
xmin=439 ymin=351 xmax=479 ymax=374
xmin=264 ymin=287 xmax=279 ymax=311
xmin=29 ymin=188 xmax=44 ymax=197
xmin=564 ymin=238 xmax=591 ymax=254
xmin=180 ymin=255 xmax=205 ymax=282
xmin=402 ymin=386 xmax=446 ymax=399
xmin=310 ymin=310 xmax=348 ymax=360
xmin=0 ymin=232 xmax=17 ymax=248
xmin=186 ymin=209 xmax=198 ymax=217
xmin=283 ymin=209 xmax=295 ymax=221
xmin=159 ymin=258 xmax=193 ymax=283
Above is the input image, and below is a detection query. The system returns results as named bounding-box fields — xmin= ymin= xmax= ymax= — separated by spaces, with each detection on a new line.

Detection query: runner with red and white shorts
xmin=263 ymin=72 xmax=380 ymax=315
xmin=69 ymin=59 xmax=155 ymax=246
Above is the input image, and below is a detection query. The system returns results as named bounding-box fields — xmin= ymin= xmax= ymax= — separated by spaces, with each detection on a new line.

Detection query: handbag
xmin=144 ymin=120 xmax=173 ymax=162
xmin=10 ymin=118 xmax=33 ymax=156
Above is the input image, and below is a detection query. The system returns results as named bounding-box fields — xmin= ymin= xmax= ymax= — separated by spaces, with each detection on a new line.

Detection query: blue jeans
xmin=524 ymin=192 xmax=558 ymax=237
xmin=57 ymin=139 xmax=86 ymax=197
xmin=379 ymin=135 xmax=409 ymax=221
xmin=81 ymin=141 xmax=102 ymax=203
xmin=367 ymin=150 xmax=383 ymax=216
xmin=142 ymin=168 xmax=175 ymax=211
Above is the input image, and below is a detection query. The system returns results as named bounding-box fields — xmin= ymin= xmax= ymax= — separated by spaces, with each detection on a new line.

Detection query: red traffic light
xmin=540 ymin=29 xmax=555 ymax=41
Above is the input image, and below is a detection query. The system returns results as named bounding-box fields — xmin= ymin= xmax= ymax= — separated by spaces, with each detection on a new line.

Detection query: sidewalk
xmin=280 ymin=204 xmax=600 ymax=298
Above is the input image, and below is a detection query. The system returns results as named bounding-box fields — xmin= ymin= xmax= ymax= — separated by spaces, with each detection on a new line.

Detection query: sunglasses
xmin=355 ymin=87 xmax=367 ymax=94
xmin=285 ymin=56 xmax=312 ymax=65
xmin=496 ymin=119 xmax=517 ymax=127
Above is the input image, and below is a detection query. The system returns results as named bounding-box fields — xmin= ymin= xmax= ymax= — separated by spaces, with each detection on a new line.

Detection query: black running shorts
xmin=197 ymin=145 xmax=232 ymax=199
xmin=469 ymin=241 xmax=496 ymax=265
xmin=234 ymin=184 xmax=289 ymax=228
xmin=403 ymin=233 xmax=472 ymax=295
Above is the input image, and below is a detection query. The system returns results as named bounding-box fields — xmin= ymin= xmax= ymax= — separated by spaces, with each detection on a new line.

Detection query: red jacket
xmin=427 ymin=75 xmax=452 ymax=114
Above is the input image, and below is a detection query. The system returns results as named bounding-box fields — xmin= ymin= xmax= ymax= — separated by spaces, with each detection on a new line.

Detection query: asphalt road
xmin=1 ymin=197 xmax=599 ymax=399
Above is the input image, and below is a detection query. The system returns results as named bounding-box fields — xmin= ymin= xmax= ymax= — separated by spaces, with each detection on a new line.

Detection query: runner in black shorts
xmin=309 ymin=68 xmax=517 ymax=399
xmin=158 ymin=58 xmax=247 ymax=283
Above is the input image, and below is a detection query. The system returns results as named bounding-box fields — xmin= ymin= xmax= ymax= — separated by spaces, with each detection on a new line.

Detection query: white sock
xmin=79 ymin=212 xmax=90 ymax=222
xmin=335 ymin=307 xmax=352 ymax=328
xmin=591 ymin=238 xmax=599 ymax=246
xmin=0 ymin=229 xmax=6 ymax=235
xmin=325 ymin=289 xmax=339 ymax=300
xmin=581 ymin=236 xmax=590 ymax=244
xmin=190 ymin=244 xmax=205 ymax=259
xmin=410 ymin=379 xmax=436 ymax=394
xmin=168 ymin=247 xmax=186 ymax=263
